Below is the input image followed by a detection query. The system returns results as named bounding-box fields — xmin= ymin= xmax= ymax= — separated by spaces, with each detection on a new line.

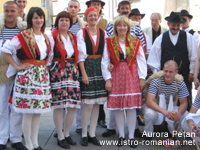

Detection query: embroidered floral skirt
xmin=107 ymin=61 xmax=142 ymax=110
xmin=50 ymin=60 xmax=81 ymax=109
xmin=13 ymin=64 xmax=52 ymax=114
xmin=80 ymin=57 xmax=107 ymax=104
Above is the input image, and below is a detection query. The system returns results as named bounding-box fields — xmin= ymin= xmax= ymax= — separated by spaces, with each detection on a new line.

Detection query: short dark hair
xmin=27 ymin=7 xmax=46 ymax=31
xmin=117 ymin=1 xmax=131 ymax=10
xmin=54 ymin=11 xmax=73 ymax=29
xmin=4 ymin=1 xmax=19 ymax=10
xmin=86 ymin=2 xmax=103 ymax=15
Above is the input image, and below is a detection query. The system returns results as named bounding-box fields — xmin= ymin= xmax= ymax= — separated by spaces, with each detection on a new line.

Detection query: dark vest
xmin=161 ymin=30 xmax=189 ymax=77
xmin=84 ymin=28 xmax=104 ymax=55
xmin=189 ymin=29 xmax=195 ymax=35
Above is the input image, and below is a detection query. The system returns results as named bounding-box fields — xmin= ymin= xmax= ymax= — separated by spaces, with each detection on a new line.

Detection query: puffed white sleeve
xmin=1 ymin=36 xmax=22 ymax=54
xmin=136 ymin=45 xmax=147 ymax=79
xmin=186 ymin=32 xmax=198 ymax=74
xmin=147 ymin=34 xmax=163 ymax=73
xmin=101 ymin=41 xmax=111 ymax=81
xmin=77 ymin=29 xmax=87 ymax=62
xmin=46 ymin=34 xmax=55 ymax=66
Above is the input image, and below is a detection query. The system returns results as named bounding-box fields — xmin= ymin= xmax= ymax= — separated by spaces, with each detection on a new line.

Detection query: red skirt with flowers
xmin=50 ymin=60 xmax=81 ymax=109
xmin=107 ymin=61 xmax=142 ymax=110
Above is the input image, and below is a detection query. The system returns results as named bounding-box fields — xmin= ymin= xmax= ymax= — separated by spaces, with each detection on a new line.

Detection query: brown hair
xmin=117 ymin=1 xmax=131 ymax=10
xmin=54 ymin=11 xmax=73 ymax=29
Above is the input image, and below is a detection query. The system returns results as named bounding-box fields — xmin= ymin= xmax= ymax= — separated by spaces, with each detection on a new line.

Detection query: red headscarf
xmin=84 ymin=7 xmax=99 ymax=20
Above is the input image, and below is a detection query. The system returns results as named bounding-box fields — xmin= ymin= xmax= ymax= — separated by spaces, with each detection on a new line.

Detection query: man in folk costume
xmin=84 ymin=0 xmax=108 ymax=129
xmin=129 ymin=8 xmax=152 ymax=79
xmin=102 ymin=0 xmax=145 ymax=138
xmin=14 ymin=0 xmax=27 ymax=21
xmin=129 ymin=8 xmax=152 ymax=55
xmin=180 ymin=9 xmax=200 ymax=45
xmin=144 ymin=60 xmax=188 ymax=140
xmin=0 ymin=1 xmax=26 ymax=150
xmin=84 ymin=0 xmax=107 ymax=30
xmin=147 ymin=11 xmax=198 ymax=112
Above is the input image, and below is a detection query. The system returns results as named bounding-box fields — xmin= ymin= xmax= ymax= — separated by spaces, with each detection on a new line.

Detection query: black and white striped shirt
xmin=51 ymin=20 xmax=81 ymax=36
xmin=193 ymin=94 xmax=200 ymax=110
xmin=0 ymin=26 xmax=20 ymax=47
xmin=106 ymin=23 xmax=146 ymax=47
xmin=148 ymin=76 xmax=189 ymax=103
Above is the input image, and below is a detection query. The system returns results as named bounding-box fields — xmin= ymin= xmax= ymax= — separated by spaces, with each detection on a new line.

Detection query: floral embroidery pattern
xmin=14 ymin=64 xmax=52 ymax=110
xmin=109 ymin=35 xmax=140 ymax=69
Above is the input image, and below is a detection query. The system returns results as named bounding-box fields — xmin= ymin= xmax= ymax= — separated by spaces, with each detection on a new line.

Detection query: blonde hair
xmin=113 ymin=16 xmax=132 ymax=39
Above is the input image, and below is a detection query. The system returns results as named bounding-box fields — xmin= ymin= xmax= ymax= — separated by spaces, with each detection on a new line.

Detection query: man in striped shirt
xmin=14 ymin=0 xmax=27 ymax=21
xmin=144 ymin=60 xmax=189 ymax=140
xmin=105 ymin=1 xmax=145 ymax=48
xmin=0 ymin=1 xmax=27 ymax=150
xmin=51 ymin=0 xmax=87 ymax=36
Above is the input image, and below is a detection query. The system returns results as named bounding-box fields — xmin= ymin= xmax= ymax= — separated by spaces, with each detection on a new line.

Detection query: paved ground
xmin=5 ymin=106 xmax=198 ymax=150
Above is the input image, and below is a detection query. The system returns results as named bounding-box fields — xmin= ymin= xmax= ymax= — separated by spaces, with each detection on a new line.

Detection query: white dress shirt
xmin=147 ymin=30 xmax=198 ymax=74
xmin=101 ymin=42 xmax=147 ymax=81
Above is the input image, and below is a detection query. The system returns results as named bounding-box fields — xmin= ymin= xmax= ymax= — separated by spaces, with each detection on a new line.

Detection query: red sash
xmin=52 ymin=28 xmax=78 ymax=68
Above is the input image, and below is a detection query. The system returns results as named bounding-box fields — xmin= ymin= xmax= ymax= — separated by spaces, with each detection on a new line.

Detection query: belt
xmin=87 ymin=55 xmax=102 ymax=58
xmin=53 ymin=58 xmax=75 ymax=62
xmin=22 ymin=59 xmax=45 ymax=65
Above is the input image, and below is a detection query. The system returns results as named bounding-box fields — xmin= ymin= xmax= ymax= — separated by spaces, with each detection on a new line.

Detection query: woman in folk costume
xmin=101 ymin=16 xmax=147 ymax=148
xmin=77 ymin=7 xmax=107 ymax=146
xmin=2 ymin=7 xmax=54 ymax=150
xmin=49 ymin=11 xmax=81 ymax=149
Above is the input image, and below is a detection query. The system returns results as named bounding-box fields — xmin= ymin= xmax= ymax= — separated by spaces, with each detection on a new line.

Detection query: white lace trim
xmin=107 ymin=106 xmax=141 ymax=110
xmin=51 ymin=99 xmax=81 ymax=103
xmin=52 ymin=104 xmax=80 ymax=109
xmin=81 ymin=90 xmax=107 ymax=96
xmin=14 ymin=93 xmax=52 ymax=100
xmin=51 ymin=81 xmax=79 ymax=89
xmin=82 ymin=97 xmax=107 ymax=104
xmin=15 ymin=84 xmax=51 ymax=89
xmin=13 ymin=106 xmax=51 ymax=114
xmin=109 ymin=93 xmax=142 ymax=97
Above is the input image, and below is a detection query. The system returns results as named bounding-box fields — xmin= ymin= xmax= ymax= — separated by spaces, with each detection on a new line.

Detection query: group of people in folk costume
xmin=1 ymin=0 xmax=200 ymax=150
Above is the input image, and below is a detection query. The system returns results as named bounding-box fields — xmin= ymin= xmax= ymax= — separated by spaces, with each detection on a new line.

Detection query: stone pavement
xmin=5 ymin=107 xmax=198 ymax=150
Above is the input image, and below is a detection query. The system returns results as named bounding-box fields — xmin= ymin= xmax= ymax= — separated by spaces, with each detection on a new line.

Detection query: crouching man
xmin=143 ymin=60 xmax=188 ymax=140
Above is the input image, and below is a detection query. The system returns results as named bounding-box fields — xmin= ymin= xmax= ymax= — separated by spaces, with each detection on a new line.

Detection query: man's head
xmin=14 ymin=0 xmax=27 ymax=13
xmin=180 ymin=10 xmax=193 ymax=30
xmin=165 ymin=11 xmax=186 ymax=35
xmin=150 ymin=13 xmax=162 ymax=31
xmin=117 ymin=1 xmax=131 ymax=18
xmin=67 ymin=0 xmax=81 ymax=18
xmin=129 ymin=8 xmax=145 ymax=25
xmin=163 ymin=60 xmax=178 ymax=84
xmin=4 ymin=1 xmax=19 ymax=25
xmin=86 ymin=0 xmax=105 ymax=15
